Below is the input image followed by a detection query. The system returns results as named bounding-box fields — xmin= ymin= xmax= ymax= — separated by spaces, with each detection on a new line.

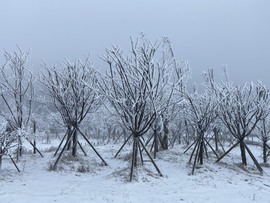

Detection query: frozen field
xmin=1 ymin=140 xmax=270 ymax=203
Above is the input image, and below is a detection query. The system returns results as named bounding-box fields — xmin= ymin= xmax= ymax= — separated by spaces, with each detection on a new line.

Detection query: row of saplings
xmin=2 ymin=119 xmax=269 ymax=182
xmin=0 ymin=37 xmax=269 ymax=181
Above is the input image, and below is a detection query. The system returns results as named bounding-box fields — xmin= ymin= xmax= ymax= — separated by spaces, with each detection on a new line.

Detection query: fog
xmin=1 ymin=0 xmax=270 ymax=86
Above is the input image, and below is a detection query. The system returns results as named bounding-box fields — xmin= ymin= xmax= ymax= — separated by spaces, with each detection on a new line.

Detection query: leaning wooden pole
xmin=204 ymin=137 xmax=219 ymax=158
xmin=25 ymin=138 xmax=43 ymax=158
xmin=9 ymin=154 xmax=20 ymax=172
xmin=188 ymin=140 xmax=200 ymax=163
xmin=54 ymin=130 xmax=68 ymax=157
xmin=138 ymin=137 xmax=163 ymax=177
xmin=130 ymin=137 xmax=137 ymax=182
xmin=184 ymin=139 xmax=197 ymax=154
xmin=191 ymin=138 xmax=202 ymax=175
xmin=76 ymin=127 xmax=108 ymax=166
xmin=244 ymin=142 xmax=263 ymax=173
xmin=52 ymin=128 xmax=76 ymax=170
xmin=216 ymin=140 xmax=241 ymax=163
xmin=115 ymin=133 xmax=132 ymax=158
xmin=77 ymin=141 xmax=87 ymax=156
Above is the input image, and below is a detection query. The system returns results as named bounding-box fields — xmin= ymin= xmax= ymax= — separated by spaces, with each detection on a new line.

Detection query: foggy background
xmin=1 ymin=0 xmax=270 ymax=86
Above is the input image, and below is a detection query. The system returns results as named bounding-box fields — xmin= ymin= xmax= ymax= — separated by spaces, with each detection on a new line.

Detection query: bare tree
xmin=99 ymin=35 xmax=184 ymax=181
xmin=41 ymin=57 xmax=107 ymax=169
xmin=0 ymin=119 xmax=20 ymax=172
xmin=256 ymin=116 xmax=270 ymax=164
xmin=183 ymin=86 xmax=219 ymax=175
xmin=143 ymin=38 xmax=190 ymax=158
xmin=216 ymin=81 xmax=270 ymax=172
xmin=0 ymin=48 xmax=41 ymax=162
xmin=168 ymin=55 xmax=190 ymax=147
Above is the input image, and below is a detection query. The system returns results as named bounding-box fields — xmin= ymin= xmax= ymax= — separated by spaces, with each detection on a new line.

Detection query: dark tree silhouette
xmin=256 ymin=117 xmax=270 ymax=164
xmin=183 ymin=88 xmax=219 ymax=174
xmin=0 ymin=48 xmax=42 ymax=166
xmin=99 ymin=35 xmax=186 ymax=181
xmin=41 ymin=57 xmax=107 ymax=169
xmin=216 ymin=81 xmax=270 ymax=172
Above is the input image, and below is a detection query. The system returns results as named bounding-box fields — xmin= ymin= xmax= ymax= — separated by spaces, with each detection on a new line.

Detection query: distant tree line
xmin=1 ymin=35 xmax=270 ymax=181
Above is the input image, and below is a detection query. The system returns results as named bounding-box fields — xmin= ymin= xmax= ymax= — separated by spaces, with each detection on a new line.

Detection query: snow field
xmin=0 ymin=141 xmax=270 ymax=203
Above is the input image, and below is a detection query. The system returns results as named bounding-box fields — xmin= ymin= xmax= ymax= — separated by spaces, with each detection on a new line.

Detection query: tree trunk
xmin=0 ymin=148 xmax=3 ymax=170
xmin=154 ymin=129 xmax=158 ymax=159
xmin=199 ymin=138 xmax=204 ymax=165
xmin=67 ymin=127 xmax=72 ymax=151
xmin=72 ymin=129 xmax=78 ymax=156
xmin=161 ymin=135 xmax=168 ymax=150
xmin=33 ymin=140 xmax=36 ymax=154
xmin=130 ymin=136 xmax=138 ymax=181
xmin=214 ymin=128 xmax=219 ymax=152
xmin=240 ymin=140 xmax=247 ymax=165
xmin=33 ymin=121 xmax=36 ymax=154
xmin=134 ymin=138 xmax=138 ymax=167
xmin=263 ymin=139 xmax=267 ymax=164
xmin=16 ymin=136 xmax=22 ymax=162
xmin=161 ymin=119 xmax=169 ymax=150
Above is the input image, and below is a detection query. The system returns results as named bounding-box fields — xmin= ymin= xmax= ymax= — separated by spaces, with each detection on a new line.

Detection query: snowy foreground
xmin=1 ymin=141 xmax=270 ymax=203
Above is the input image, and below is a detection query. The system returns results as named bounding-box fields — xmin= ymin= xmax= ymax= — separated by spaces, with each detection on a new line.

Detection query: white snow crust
xmin=1 ymin=140 xmax=270 ymax=203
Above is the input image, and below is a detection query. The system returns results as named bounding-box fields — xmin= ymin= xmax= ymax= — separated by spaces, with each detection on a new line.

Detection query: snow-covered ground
xmin=1 ymin=140 xmax=270 ymax=203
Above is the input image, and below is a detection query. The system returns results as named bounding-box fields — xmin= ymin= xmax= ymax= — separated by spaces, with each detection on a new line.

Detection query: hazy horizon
xmin=1 ymin=0 xmax=270 ymax=86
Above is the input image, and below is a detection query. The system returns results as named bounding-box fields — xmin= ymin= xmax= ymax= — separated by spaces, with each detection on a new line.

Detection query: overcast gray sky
xmin=1 ymin=0 xmax=270 ymax=86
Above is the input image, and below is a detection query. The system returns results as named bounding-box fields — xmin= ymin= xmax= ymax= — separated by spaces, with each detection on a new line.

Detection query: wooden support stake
xmin=138 ymin=137 xmax=162 ymax=177
xmin=216 ymin=140 xmax=241 ymax=163
xmin=244 ymin=142 xmax=263 ymax=173
xmin=76 ymin=127 xmax=108 ymax=166
xmin=130 ymin=137 xmax=137 ymax=182
xmin=52 ymin=128 xmax=76 ymax=170
xmin=9 ymin=154 xmax=20 ymax=172
xmin=25 ymin=138 xmax=43 ymax=158
xmin=114 ymin=133 xmax=132 ymax=158
xmin=77 ymin=141 xmax=87 ymax=156
xmin=54 ymin=130 xmax=68 ymax=157
xmin=191 ymin=138 xmax=202 ymax=175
